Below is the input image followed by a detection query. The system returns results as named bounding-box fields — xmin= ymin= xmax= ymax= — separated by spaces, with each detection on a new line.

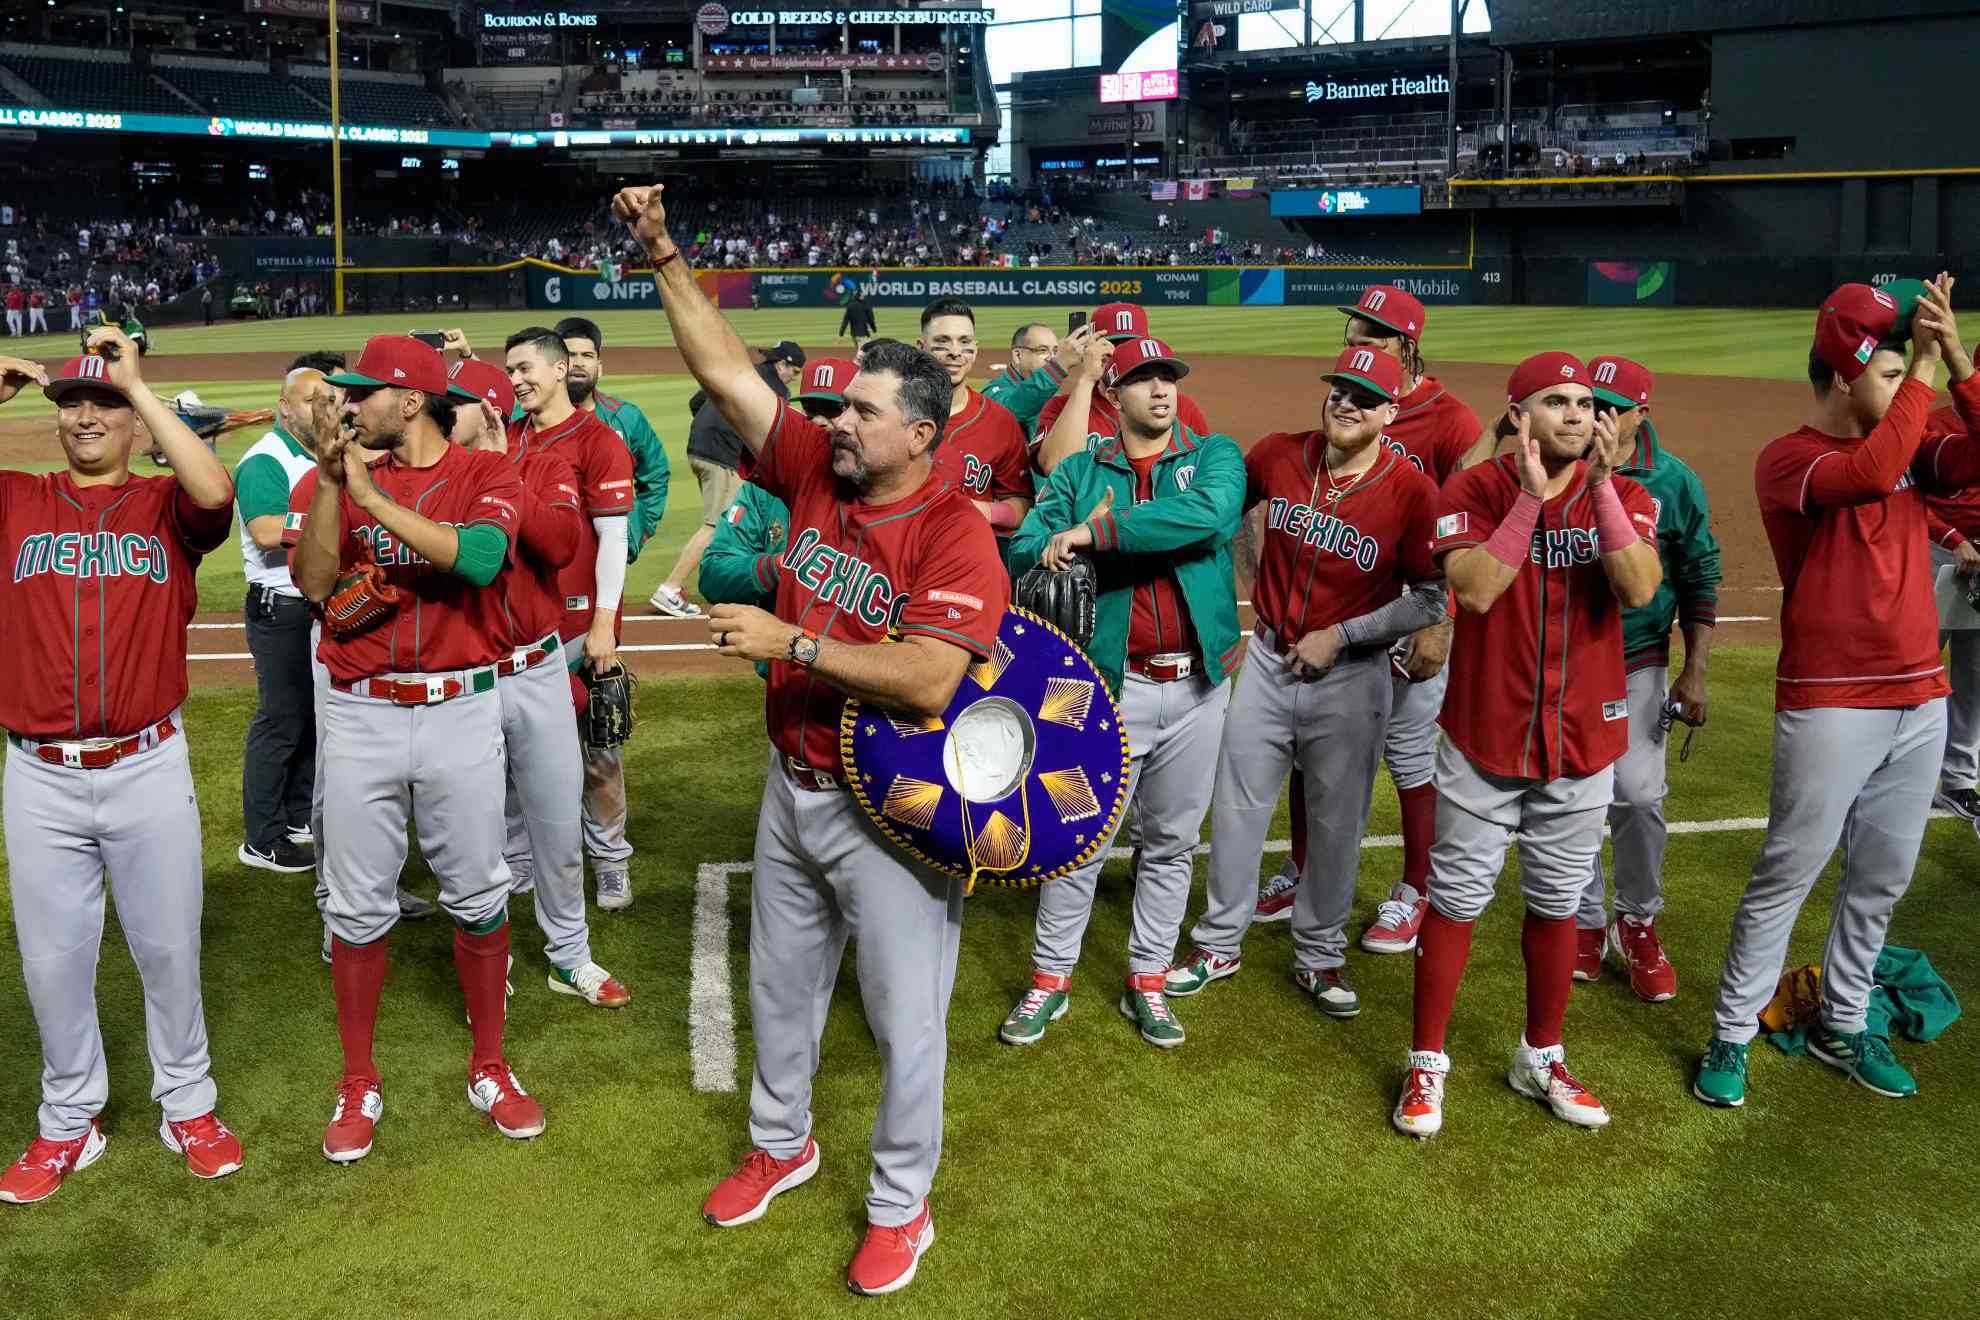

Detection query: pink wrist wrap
xmin=1591 ymin=481 xmax=1639 ymax=553
xmin=1483 ymin=491 xmax=1543 ymax=568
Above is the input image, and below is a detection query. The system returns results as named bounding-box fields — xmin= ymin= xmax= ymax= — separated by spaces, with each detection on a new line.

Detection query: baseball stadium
xmin=0 ymin=0 xmax=1978 ymax=1315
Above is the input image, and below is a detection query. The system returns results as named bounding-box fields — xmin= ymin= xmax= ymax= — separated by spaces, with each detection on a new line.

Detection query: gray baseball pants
xmin=1710 ymin=701 xmax=1945 ymax=1043
xmin=1430 ymin=740 xmax=1613 ymax=922
xmin=1191 ymin=635 xmax=1389 ymax=970
xmin=1579 ymin=664 xmax=1670 ymax=929
xmin=1034 ymin=670 xmax=1228 ymax=977
xmin=746 ymin=754 xmax=965 ymax=1228
xmin=499 ymin=642 xmax=591 ymax=970
xmin=5 ymin=729 xmax=217 ymax=1140
xmin=1385 ymin=661 xmax=1446 ymax=792
xmin=1932 ymin=543 xmax=1980 ymax=791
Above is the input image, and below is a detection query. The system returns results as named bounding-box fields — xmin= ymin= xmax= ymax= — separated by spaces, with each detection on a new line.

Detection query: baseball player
xmin=1168 ymin=348 xmax=1446 ymax=1019
xmin=1695 ymin=276 xmax=1980 ymax=1108
xmin=1572 ymin=357 xmax=1720 ymax=1000
xmin=501 ymin=327 xmax=638 ymax=911
xmin=4 ymin=286 xmax=21 ymax=338
xmin=286 ymin=334 xmax=539 ymax=1163
xmin=1262 ymin=287 xmax=1486 ymax=940
xmin=0 ymin=333 xmax=243 ymax=1204
xmin=998 ymin=338 xmax=1243 ymax=1050
xmin=916 ymin=298 xmax=1033 ymax=534
xmin=450 ymin=358 xmax=630 ymax=1010
xmin=1034 ymin=302 xmax=1212 ymax=475
xmin=1926 ymin=499 xmax=1980 ymax=820
xmin=1392 ymin=352 xmax=1662 ymax=1139
xmin=27 ymin=288 xmax=47 ymax=335
xmin=552 ymin=318 xmax=670 ymax=560
xmin=616 ymin=181 xmax=1008 ymax=1296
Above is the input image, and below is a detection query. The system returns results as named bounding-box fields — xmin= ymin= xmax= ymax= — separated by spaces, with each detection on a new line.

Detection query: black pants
xmin=241 ymin=585 xmax=316 ymax=848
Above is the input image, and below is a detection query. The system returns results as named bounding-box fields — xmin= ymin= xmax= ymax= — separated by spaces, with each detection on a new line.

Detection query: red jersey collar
xmin=527 ymin=406 xmax=592 ymax=447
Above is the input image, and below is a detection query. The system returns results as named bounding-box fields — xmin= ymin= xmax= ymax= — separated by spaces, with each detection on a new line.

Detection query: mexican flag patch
xmin=1435 ymin=512 xmax=1468 ymax=539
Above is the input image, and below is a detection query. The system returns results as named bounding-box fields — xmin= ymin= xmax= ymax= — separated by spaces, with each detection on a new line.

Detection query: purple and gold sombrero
xmin=842 ymin=608 xmax=1131 ymax=889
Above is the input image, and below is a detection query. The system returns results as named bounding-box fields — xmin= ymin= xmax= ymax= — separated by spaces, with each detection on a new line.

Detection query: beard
xmin=566 ymin=373 xmax=597 ymax=406
xmin=831 ymin=439 xmax=872 ymax=488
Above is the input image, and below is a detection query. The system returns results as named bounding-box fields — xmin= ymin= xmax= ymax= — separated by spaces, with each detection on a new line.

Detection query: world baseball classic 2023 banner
xmin=526 ymin=266 xmax=1475 ymax=311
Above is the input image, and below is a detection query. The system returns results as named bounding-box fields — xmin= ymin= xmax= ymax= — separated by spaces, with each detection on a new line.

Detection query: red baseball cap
xmin=326 ymin=334 xmax=452 ymax=396
xmin=448 ymin=358 xmax=515 ymax=417
xmin=1587 ymin=355 xmax=1653 ymax=410
xmin=42 ymin=353 xmax=132 ymax=406
xmin=1337 ymin=284 xmax=1427 ymax=339
xmin=796 ymin=357 xmax=859 ymax=403
xmin=1320 ymin=346 xmax=1406 ymax=401
xmin=1506 ymin=352 xmax=1590 ymax=404
xmin=1105 ymin=337 xmax=1190 ymax=387
xmin=1091 ymin=301 xmax=1150 ymax=342
xmin=1813 ymin=282 xmax=1903 ymax=381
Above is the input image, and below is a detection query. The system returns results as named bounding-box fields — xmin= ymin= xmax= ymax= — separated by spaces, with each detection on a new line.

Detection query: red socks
xmin=1397 ymin=783 xmax=1437 ymax=896
xmin=1288 ymin=768 xmax=1308 ymax=871
xmin=1410 ymin=908 xmax=1475 ymax=1053
xmin=331 ymin=936 xmax=389 ymax=1083
xmin=1521 ymin=912 xmax=1576 ymax=1049
xmin=455 ymin=923 xmax=511 ymax=1072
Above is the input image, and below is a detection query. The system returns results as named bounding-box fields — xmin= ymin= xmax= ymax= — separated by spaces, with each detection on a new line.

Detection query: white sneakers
xmin=1392 ymin=1049 xmax=1449 ymax=1138
xmin=1393 ymin=1040 xmax=1612 ymax=1138
xmin=596 ymin=868 xmax=633 ymax=911
xmin=650 ymin=585 xmax=702 ymax=618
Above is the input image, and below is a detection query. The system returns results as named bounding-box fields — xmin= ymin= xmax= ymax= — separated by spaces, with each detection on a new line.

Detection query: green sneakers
xmin=1118 ymin=973 xmax=1185 ymax=1048
xmin=1692 ymin=1038 xmax=1748 ymax=1107
xmin=1810 ymin=1027 xmax=1917 ymax=1098
xmin=999 ymin=971 xmax=1071 ymax=1046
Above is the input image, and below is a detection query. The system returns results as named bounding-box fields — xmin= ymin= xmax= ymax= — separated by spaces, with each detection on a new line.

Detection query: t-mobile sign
xmin=1099 ymin=69 xmax=1179 ymax=103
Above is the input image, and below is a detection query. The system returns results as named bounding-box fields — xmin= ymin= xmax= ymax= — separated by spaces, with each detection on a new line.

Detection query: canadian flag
xmin=1185 ymin=181 xmax=1210 ymax=201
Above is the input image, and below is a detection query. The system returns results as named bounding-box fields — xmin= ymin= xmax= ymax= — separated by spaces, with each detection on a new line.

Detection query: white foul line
xmin=684 ymin=809 xmax=1935 ymax=1094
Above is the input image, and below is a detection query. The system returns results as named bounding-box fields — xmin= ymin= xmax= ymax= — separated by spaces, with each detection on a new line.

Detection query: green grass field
xmin=3 ymin=305 xmax=1976 ymax=1317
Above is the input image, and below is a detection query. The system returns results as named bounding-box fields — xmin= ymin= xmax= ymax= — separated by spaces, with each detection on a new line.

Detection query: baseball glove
xmin=324 ymin=547 xmax=402 ymax=640
xmin=1014 ymin=555 xmax=1099 ymax=651
xmin=581 ymin=663 xmax=637 ymax=747
xmin=1965 ymin=571 xmax=1980 ymax=616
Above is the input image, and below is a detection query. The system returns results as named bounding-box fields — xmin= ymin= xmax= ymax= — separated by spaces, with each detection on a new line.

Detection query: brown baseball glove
xmin=325 ymin=545 xmax=402 ymax=639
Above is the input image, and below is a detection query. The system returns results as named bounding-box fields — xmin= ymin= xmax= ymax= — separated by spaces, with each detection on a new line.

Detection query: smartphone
xmin=1066 ymin=311 xmax=1088 ymax=335
xmin=409 ymin=330 xmax=447 ymax=349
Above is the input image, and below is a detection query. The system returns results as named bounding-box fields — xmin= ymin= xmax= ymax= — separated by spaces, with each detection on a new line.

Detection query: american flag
xmin=1150 ymin=181 xmax=1177 ymax=201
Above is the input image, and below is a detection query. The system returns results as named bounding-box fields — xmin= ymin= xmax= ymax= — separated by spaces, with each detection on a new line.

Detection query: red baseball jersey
xmin=1757 ymin=375 xmax=1980 ymax=711
xmin=0 ymin=472 xmax=229 ymax=738
xmin=1922 ymin=401 xmax=1980 ymax=543
xmin=743 ymin=401 xmax=1009 ymax=778
xmin=928 ymin=388 xmax=1031 ymax=506
xmin=500 ymin=435 xmax=582 ymax=645
xmin=512 ymin=407 xmax=634 ymax=644
xmin=285 ymin=445 xmax=521 ymax=682
xmin=1382 ymin=376 xmax=1482 ymax=485
xmin=1124 ymin=450 xmax=1191 ymax=658
xmin=4 ymin=290 xmax=20 ymax=310
xmin=1034 ymin=389 xmax=1211 ymax=470
xmin=28 ymin=291 xmax=45 ymax=308
xmin=1433 ymin=456 xmax=1658 ymax=780
xmin=1246 ymin=434 xmax=1440 ymax=644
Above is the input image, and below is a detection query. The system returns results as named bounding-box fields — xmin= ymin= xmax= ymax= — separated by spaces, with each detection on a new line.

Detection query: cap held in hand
xmin=43 ymin=353 xmax=132 ymax=406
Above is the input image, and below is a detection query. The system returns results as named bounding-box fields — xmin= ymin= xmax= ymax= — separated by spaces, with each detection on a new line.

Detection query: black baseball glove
xmin=581 ymin=662 xmax=637 ymax=747
xmin=1014 ymin=555 xmax=1099 ymax=651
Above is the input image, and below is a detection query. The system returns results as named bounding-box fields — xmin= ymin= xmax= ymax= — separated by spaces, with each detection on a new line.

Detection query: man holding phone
xmin=1034 ymin=302 xmax=1213 ymax=475
xmin=980 ymin=319 xmax=1092 ymax=437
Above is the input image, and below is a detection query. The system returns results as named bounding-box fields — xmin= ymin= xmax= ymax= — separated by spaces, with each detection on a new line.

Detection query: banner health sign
xmin=528 ymin=266 xmax=1472 ymax=311
xmin=1270 ymin=186 xmax=1423 ymax=218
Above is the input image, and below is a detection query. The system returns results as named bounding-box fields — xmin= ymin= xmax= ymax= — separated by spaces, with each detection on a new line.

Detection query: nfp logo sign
xmin=1270 ymin=186 xmax=1422 ymax=219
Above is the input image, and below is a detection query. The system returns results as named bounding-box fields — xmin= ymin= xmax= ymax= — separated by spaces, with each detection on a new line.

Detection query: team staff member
xmin=998 ymin=338 xmax=1242 ymax=1050
xmin=235 ymin=351 xmax=343 ymax=874
xmin=1393 ymin=353 xmax=1662 ymax=1140
xmin=1572 ymin=357 xmax=1719 ymax=1000
xmin=552 ymin=318 xmax=670 ymax=560
xmin=616 ymin=181 xmax=1007 ymax=1297
xmin=981 ymin=321 xmax=1093 ymax=436
xmin=916 ymin=299 xmax=1032 ymax=533
xmin=1034 ymin=303 xmax=1212 ymax=475
xmin=451 ymin=359 xmax=631 ymax=1010
xmin=838 ymin=285 xmax=877 ymax=351
xmin=1696 ymin=277 xmax=1980 ymax=1108
xmin=0 ymin=336 xmax=243 ymax=1204
xmin=1170 ymin=348 xmax=1445 ymax=1019
xmin=503 ymin=328 xmax=639 ymax=911
xmin=288 ymin=334 xmax=539 ymax=1163
xmin=653 ymin=341 xmax=803 ymax=618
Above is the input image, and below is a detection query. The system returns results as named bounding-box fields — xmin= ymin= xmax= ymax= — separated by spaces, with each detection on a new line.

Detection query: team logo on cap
xmin=1856 ymin=337 xmax=1876 ymax=365
xmin=76 ymin=355 xmax=109 ymax=381
xmin=1593 ymin=361 xmax=1618 ymax=385
xmin=1112 ymin=309 xmax=1139 ymax=333
xmin=1561 ymin=363 xmax=1578 ymax=378
xmin=1348 ymin=348 xmax=1377 ymax=373
xmin=812 ymin=364 xmax=837 ymax=389
xmin=1362 ymin=290 xmax=1387 ymax=311
xmin=392 ymin=367 xmax=406 ymax=379
xmin=1873 ymin=289 xmax=1897 ymax=311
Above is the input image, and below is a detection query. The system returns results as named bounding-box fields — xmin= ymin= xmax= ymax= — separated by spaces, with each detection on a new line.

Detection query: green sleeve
xmin=1089 ymin=435 xmax=1245 ymax=556
xmin=1002 ymin=360 xmax=1069 ymax=435
xmin=699 ymin=487 xmax=789 ymax=608
xmin=1008 ymin=456 xmax=1087 ymax=575
xmin=448 ymin=522 xmax=510 ymax=587
xmin=234 ymin=452 xmax=292 ymax=522
xmin=622 ymin=409 xmax=670 ymax=560
xmin=1670 ymin=463 xmax=1722 ymax=627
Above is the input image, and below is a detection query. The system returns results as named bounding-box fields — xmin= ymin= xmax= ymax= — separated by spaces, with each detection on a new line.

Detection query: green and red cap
xmin=1337 ymin=284 xmax=1426 ymax=339
xmin=1104 ymin=337 xmax=1189 ymax=387
xmin=447 ymin=358 xmax=515 ymax=416
xmin=1587 ymin=355 xmax=1653 ymax=410
xmin=326 ymin=334 xmax=452 ymax=396
xmin=1320 ymin=346 xmax=1405 ymax=401
xmin=43 ymin=353 xmax=132 ymax=405
xmin=1091 ymin=301 xmax=1151 ymax=343
xmin=1813 ymin=283 xmax=1902 ymax=381
xmin=796 ymin=357 xmax=859 ymax=403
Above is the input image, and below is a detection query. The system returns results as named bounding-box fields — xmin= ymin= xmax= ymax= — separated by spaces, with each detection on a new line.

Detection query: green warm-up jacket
xmin=1618 ymin=419 xmax=1721 ymax=671
xmin=591 ymin=390 xmax=671 ymax=561
xmin=1009 ymin=425 xmax=1245 ymax=697
xmin=981 ymin=358 xmax=1069 ymax=438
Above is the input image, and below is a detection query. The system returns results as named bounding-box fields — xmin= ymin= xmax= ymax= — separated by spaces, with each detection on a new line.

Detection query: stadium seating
xmin=0 ymin=51 xmax=189 ymax=115
xmin=290 ymin=70 xmax=453 ymax=126
xmin=158 ymin=62 xmax=327 ymax=122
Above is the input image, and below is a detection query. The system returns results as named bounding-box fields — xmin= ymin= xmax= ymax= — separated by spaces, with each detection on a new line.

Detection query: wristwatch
xmin=788 ymin=628 xmax=820 ymax=667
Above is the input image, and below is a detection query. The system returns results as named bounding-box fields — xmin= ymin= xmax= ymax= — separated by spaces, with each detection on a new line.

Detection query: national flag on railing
xmin=1185 ymin=180 xmax=1211 ymax=201
xmin=1150 ymin=181 xmax=1178 ymax=201
xmin=1223 ymin=177 xmax=1256 ymax=198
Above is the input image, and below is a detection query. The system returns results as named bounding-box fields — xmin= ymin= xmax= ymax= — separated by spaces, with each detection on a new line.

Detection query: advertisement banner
xmin=0 ymin=105 xmax=486 ymax=147
xmin=704 ymin=52 xmax=946 ymax=71
xmin=1270 ymin=186 xmax=1422 ymax=218
xmin=1087 ymin=109 xmax=1156 ymax=137
xmin=1586 ymin=260 xmax=1676 ymax=306
xmin=243 ymin=0 xmax=374 ymax=21
xmin=249 ymin=239 xmax=335 ymax=270
xmin=1281 ymin=268 xmax=1471 ymax=306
